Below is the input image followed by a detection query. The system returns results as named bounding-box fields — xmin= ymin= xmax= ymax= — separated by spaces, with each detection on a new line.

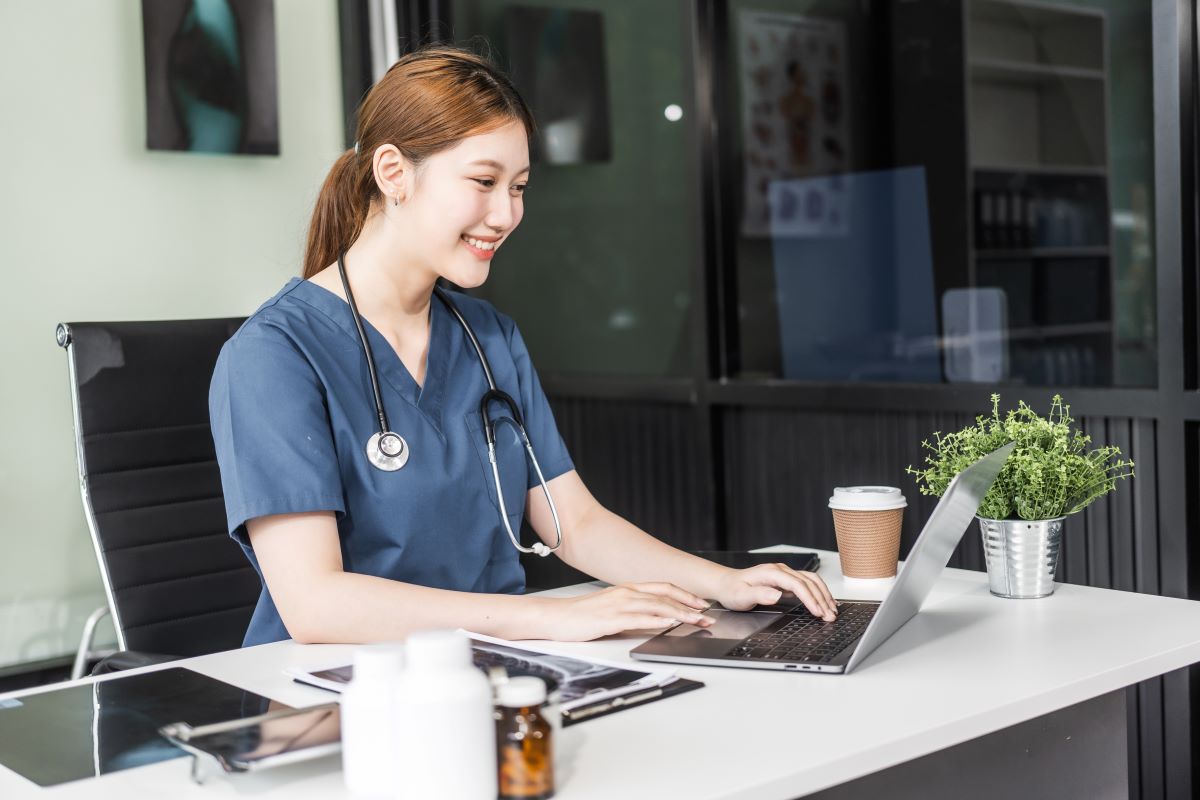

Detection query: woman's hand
xmin=713 ymin=564 xmax=838 ymax=621
xmin=539 ymin=582 xmax=716 ymax=642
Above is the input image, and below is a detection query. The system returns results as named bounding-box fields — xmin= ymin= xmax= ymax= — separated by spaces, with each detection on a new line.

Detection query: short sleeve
xmin=209 ymin=328 xmax=345 ymax=546
xmin=501 ymin=318 xmax=575 ymax=489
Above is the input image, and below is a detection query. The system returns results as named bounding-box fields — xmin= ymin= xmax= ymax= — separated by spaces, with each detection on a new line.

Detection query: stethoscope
xmin=336 ymin=253 xmax=563 ymax=557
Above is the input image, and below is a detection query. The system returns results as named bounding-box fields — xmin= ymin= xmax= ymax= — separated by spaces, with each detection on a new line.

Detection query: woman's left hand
xmin=712 ymin=564 xmax=838 ymax=621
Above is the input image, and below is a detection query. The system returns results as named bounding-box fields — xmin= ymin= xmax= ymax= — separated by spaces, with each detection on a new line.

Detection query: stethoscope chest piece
xmin=367 ymin=430 xmax=409 ymax=471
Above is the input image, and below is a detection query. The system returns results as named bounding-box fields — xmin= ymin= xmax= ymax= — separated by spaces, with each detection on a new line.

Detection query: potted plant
xmin=907 ymin=395 xmax=1134 ymax=598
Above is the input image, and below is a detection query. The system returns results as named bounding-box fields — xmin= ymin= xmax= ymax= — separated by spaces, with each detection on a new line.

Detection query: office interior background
xmin=0 ymin=0 xmax=1196 ymax=796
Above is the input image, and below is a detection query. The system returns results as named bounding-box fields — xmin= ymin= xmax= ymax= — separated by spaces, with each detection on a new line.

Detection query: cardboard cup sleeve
xmin=832 ymin=508 xmax=904 ymax=579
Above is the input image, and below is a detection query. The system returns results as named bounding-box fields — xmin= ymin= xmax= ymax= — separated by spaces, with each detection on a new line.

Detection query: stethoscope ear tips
xmin=532 ymin=542 xmax=551 ymax=558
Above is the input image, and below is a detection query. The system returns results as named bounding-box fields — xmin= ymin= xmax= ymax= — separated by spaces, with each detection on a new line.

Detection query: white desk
xmin=5 ymin=547 xmax=1200 ymax=799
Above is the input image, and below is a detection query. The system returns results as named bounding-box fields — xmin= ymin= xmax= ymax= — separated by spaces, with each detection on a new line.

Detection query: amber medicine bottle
xmin=495 ymin=676 xmax=555 ymax=799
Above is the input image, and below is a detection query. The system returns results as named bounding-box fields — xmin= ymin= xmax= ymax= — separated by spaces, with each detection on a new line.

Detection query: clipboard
xmin=559 ymin=677 xmax=705 ymax=726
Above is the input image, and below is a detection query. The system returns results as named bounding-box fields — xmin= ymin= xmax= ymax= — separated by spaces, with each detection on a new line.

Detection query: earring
xmin=393 ymin=194 xmax=399 ymax=207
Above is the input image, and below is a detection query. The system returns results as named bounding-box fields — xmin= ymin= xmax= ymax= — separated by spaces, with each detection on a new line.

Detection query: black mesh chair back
xmin=57 ymin=319 xmax=260 ymax=658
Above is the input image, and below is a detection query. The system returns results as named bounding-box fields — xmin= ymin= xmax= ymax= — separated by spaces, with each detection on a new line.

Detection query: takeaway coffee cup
xmin=828 ymin=486 xmax=907 ymax=579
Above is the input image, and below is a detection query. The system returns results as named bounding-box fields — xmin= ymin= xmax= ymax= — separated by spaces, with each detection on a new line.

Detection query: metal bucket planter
xmin=978 ymin=516 xmax=1066 ymax=598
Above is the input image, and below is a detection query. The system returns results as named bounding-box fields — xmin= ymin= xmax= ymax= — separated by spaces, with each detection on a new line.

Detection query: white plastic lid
xmin=352 ymin=644 xmax=404 ymax=683
xmin=404 ymin=630 xmax=472 ymax=672
xmin=828 ymin=486 xmax=907 ymax=511
xmin=496 ymin=676 xmax=547 ymax=708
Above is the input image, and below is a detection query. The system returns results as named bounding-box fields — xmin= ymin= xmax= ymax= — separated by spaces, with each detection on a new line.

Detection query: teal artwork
xmin=142 ymin=0 xmax=279 ymax=155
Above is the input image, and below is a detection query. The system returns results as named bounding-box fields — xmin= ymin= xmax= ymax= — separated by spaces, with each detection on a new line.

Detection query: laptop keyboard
xmin=724 ymin=602 xmax=878 ymax=664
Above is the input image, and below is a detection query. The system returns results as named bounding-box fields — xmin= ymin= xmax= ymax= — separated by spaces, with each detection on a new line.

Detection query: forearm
xmin=283 ymin=571 xmax=552 ymax=644
xmin=557 ymin=504 xmax=733 ymax=600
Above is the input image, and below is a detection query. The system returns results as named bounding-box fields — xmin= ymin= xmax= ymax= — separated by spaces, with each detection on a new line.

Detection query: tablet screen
xmin=0 ymin=668 xmax=275 ymax=787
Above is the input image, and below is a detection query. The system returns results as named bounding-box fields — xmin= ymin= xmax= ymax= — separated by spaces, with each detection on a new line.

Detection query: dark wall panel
xmin=721 ymin=409 xmax=1157 ymax=586
xmin=1057 ymin=417 xmax=1157 ymax=596
xmin=720 ymin=406 xmax=979 ymax=566
xmin=520 ymin=396 xmax=709 ymax=593
xmin=548 ymin=396 xmax=711 ymax=550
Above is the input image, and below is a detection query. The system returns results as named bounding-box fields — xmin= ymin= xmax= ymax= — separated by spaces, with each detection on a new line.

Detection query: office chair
xmin=56 ymin=318 xmax=260 ymax=675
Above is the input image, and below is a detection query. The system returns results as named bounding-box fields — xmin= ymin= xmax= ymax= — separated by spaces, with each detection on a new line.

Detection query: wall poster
xmin=142 ymin=0 xmax=279 ymax=155
xmin=737 ymin=10 xmax=850 ymax=237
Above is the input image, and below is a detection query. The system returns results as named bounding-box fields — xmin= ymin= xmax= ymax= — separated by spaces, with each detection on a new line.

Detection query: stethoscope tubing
xmin=337 ymin=253 xmax=391 ymax=435
xmin=336 ymin=252 xmax=562 ymax=556
xmin=434 ymin=284 xmax=498 ymax=391
xmin=489 ymin=419 xmax=563 ymax=558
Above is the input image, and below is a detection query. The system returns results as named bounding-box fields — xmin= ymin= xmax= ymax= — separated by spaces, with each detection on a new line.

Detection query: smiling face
xmin=388 ymin=120 xmax=530 ymax=289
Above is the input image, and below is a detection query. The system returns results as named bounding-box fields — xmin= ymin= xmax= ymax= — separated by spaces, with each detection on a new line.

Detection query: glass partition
xmin=448 ymin=0 xmax=696 ymax=377
xmin=726 ymin=0 xmax=1157 ymax=386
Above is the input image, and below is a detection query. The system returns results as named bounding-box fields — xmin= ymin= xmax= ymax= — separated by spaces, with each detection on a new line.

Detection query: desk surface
xmin=5 ymin=547 xmax=1200 ymax=800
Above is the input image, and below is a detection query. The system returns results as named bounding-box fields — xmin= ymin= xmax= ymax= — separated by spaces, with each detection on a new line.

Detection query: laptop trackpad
xmin=664 ymin=609 xmax=779 ymax=640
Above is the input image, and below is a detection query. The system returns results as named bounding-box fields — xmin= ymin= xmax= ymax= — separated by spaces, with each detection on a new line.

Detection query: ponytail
xmin=300 ymin=44 xmax=536 ymax=278
xmin=302 ymin=149 xmax=370 ymax=279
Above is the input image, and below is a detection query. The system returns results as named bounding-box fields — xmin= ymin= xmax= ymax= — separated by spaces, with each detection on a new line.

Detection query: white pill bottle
xmin=341 ymin=645 xmax=404 ymax=797
xmin=393 ymin=630 xmax=497 ymax=799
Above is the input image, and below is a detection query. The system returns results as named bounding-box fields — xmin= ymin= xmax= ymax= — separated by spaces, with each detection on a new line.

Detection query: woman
xmin=209 ymin=45 xmax=837 ymax=647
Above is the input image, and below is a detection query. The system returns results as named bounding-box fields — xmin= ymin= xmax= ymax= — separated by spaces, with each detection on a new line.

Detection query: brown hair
xmin=301 ymin=44 xmax=536 ymax=279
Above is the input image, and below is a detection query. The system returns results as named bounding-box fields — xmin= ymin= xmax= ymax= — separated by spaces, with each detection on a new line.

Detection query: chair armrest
xmin=90 ymin=650 xmax=180 ymax=676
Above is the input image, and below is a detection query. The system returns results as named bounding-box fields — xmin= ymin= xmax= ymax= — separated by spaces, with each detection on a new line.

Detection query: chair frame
xmin=57 ymin=323 xmax=130 ymax=654
xmin=70 ymin=605 xmax=114 ymax=680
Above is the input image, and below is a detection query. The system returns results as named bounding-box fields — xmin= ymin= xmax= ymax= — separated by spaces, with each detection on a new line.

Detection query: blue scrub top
xmin=209 ymin=278 xmax=574 ymax=646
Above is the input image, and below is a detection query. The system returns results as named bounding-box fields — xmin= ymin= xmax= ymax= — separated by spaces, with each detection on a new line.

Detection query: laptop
xmin=630 ymin=443 xmax=1014 ymax=674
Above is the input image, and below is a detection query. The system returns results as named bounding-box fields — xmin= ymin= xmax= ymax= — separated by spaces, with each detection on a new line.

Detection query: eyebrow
xmin=468 ymin=159 xmax=531 ymax=174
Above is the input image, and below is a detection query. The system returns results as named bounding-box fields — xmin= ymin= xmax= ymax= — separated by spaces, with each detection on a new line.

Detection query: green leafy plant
xmin=907 ymin=395 xmax=1134 ymax=520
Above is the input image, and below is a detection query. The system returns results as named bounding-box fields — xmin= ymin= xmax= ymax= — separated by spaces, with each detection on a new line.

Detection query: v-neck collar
xmin=289 ymin=277 xmax=451 ymax=433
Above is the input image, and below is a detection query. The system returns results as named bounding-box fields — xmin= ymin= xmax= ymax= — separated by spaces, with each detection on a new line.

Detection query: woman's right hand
xmin=538 ymin=582 xmax=716 ymax=641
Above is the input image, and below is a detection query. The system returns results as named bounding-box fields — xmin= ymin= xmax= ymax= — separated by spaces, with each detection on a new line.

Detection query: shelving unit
xmin=969 ymin=57 xmax=1105 ymax=85
xmin=963 ymin=0 xmax=1112 ymax=386
xmin=971 ymin=163 xmax=1107 ymax=177
xmin=968 ymin=0 xmax=1105 ymax=69
xmin=975 ymin=246 xmax=1109 ymax=260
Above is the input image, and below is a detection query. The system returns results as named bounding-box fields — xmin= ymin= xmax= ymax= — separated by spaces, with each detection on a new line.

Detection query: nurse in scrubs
xmin=209 ymin=45 xmax=837 ymax=647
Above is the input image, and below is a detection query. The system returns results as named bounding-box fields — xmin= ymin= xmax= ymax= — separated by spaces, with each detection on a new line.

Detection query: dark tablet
xmin=689 ymin=550 xmax=820 ymax=573
xmin=0 ymin=667 xmax=277 ymax=787
xmin=160 ymin=703 xmax=340 ymax=773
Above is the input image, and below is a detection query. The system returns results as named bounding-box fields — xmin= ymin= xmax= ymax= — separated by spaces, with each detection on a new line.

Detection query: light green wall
xmin=0 ymin=1 xmax=344 ymax=668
